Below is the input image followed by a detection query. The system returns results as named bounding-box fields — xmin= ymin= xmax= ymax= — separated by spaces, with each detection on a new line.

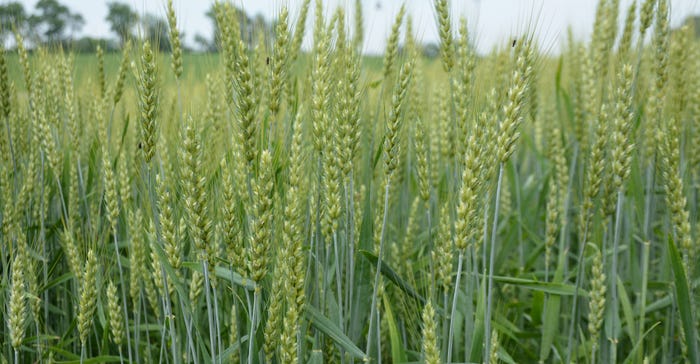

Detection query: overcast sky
xmin=14 ymin=0 xmax=700 ymax=54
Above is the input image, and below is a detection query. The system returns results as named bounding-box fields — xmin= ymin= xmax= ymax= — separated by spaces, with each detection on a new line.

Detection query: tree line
xmin=0 ymin=0 xmax=275 ymax=52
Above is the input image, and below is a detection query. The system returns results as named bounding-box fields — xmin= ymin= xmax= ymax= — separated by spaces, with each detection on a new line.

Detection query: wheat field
xmin=1 ymin=0 xmax=699 ymax=363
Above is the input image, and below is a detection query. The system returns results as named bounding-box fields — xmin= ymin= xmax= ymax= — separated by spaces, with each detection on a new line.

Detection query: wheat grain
xmin=167 ymin=0 xmax=183 ymax=80
xmin=78 ymin=249 xmax=98 ymax=347
xmin=434 ymin=0 xmax=454 ymax=73
xmin=107 ymin=281 xmax=124 ymax=346
xmin=138 ymin=41 xmax=158 ymax=163
xmin=422 ymin=300 xmax=440 ymax=364
xmin=9 ymin=255 xmax=27 ymax=351
xmin=382 ymin=5 xmax=405 ymax=79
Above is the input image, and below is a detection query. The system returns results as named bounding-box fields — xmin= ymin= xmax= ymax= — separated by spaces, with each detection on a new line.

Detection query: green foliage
xmin=0 ymin=1 xmax=698 ymax=363
xmin=106 ymin=2 xmax=138 ymax=46
xmin=0 ymin=2 xmax=26 ymax=41
xmin=28 ymin=0 xmax=84 ymax=44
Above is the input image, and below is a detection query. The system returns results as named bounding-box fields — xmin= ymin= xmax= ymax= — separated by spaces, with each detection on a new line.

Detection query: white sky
xmin=13 ymin=0 xmax=700 ymax=54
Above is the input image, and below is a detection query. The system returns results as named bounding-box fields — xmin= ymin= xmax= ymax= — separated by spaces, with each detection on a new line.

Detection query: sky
xmin=13 ymin=0 xmax=700 ymax=54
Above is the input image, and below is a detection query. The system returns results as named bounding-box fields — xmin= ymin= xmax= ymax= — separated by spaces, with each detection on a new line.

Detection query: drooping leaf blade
xmin=305 ymin=305 xmax=368 ymax=361
xmin=667 ymin=236 xmax=699 ymax=364
xmin=383 ymin=295 xmax=407 ymax=363
xmin=360 ymin=250 xmax=426 ymax=305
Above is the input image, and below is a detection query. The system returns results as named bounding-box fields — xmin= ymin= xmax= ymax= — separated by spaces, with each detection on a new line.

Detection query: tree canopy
xmin=0 ymin=2 xmax=26 ymax=43
xmin=197 ymin=4 xmax=276 ymax=52
xmin=28 ymin=0 xmax=84 ymax=44
xmin=1 ymin=0 xmax=281 ymax=52
xmin=106 ymin=1 xmax=138 ymax=46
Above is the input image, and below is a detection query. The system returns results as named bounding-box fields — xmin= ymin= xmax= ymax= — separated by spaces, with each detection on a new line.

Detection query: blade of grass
xmin=360 ymin=250 xmax=427 ymax=305
xmin=616 ymin=276 xmax=637 ymax=344
xmin=382 ymin=295 xmax=407 ymax=363
xmin=306 ymin=350 xmax=324 ymax=364
xmin=622 ymin=322 xmax=661 ymax=364
xmin=485 ymin=275 xmax=586 ymax=296
xmin=305 ymin=305 xmax=368 ymax=361
xmin=667 ymin=236 xmax=699 ymax=363
xmin=469 ymin=274 xmax=486 ymax=362
xmin=539 ymin=240 xmax=566 ymax=362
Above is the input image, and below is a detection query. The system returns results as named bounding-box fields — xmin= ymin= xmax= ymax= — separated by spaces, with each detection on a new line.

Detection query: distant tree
xmin=250 ymin=13 xmax=267 ymax=38
xmin=106 ymin=1 xmax=138 ymax=46
xmin=203 ymin=3 xmax=274 ymax=51
xmin=422 ymin=43 xmax=440 ymax=59
xmin=194 ymin=33 xmax=215 ymax=52
xmin=73 ymin=36 xmax=116 ymax=53
xmin=682 ymin=15 xmax=700 ymax=38
xmin=203 ymin=4 xmax=245 ymax=49
xmin=28 ymin=0 xmax=84 ymax=44
xmin=142 ymin=13 xmax=171 ymax=52
xmin=204 ymin=6 xmax=218 ymax=40
xmin=0 ymin=2 xmax=26 ymax=42
xmin=202 ymin=6 xmax=219 ymax=50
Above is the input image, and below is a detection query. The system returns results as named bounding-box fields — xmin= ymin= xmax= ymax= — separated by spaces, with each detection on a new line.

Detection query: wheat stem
xmin=366 ymin=180 xmax=391 ymax=358
xmin=248 ymin=289 xmax=260 ymax=364
xmin=485 ymin=163 xmax=504 ymax=360
xmin=446 ymin=251 xmax=464 ymax=363
xmin=112 ymin=231 xmax=133 ymax=363
xmin=609 ymin=190 xmax=624 ymax=363
xmin=638 ymin=240 xmax=651 ymax=363
xmin=203 ymin=260 xmax=217 ymax=363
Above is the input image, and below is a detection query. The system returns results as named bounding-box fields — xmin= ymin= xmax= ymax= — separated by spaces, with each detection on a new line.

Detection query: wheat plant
xmin=1 ymin=0 xmax=699 ymax=363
